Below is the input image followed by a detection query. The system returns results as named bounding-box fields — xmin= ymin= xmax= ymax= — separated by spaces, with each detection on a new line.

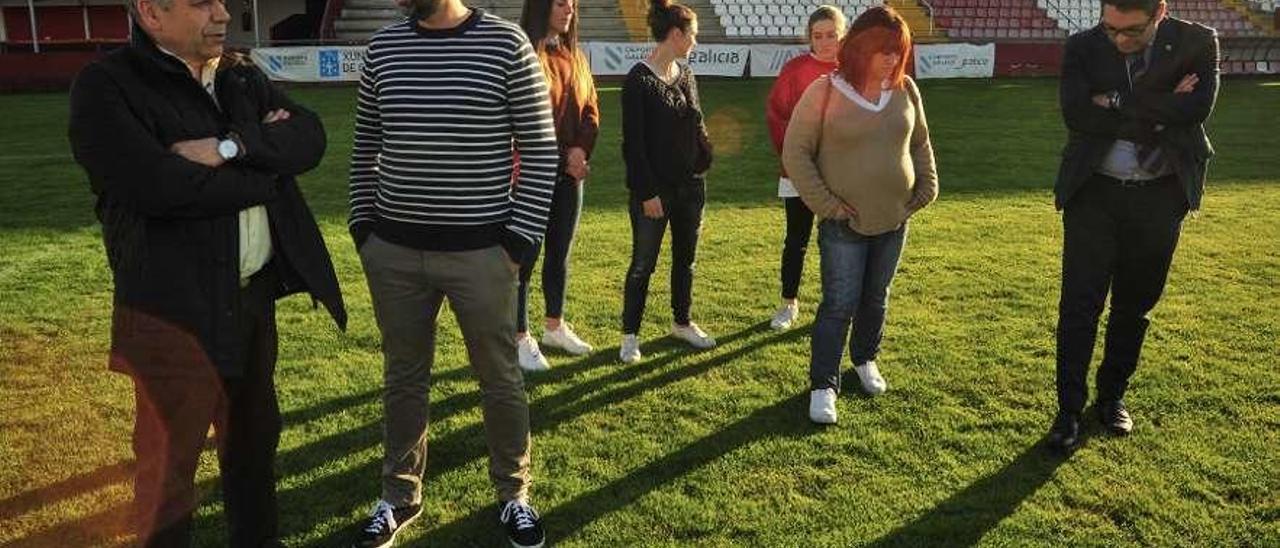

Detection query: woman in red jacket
xmin=765 ymin=5 xmax=847 ymax=331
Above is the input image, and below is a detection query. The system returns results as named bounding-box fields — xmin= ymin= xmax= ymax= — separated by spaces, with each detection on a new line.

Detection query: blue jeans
xmin=809 ymin=220 xmax=907 ymax=392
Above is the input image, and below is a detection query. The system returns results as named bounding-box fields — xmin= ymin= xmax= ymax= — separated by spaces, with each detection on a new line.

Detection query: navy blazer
xmin=1055 ymin=17 xmax=1219 ymax=210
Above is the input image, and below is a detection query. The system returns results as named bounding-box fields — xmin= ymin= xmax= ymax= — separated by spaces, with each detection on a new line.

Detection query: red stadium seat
xmin=88 ymin=6 xmax=129 ymax=43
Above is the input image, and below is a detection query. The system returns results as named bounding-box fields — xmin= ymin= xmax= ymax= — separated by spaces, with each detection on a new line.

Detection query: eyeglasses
xmin=1101 ymin=16 xmax=1155 ymax=38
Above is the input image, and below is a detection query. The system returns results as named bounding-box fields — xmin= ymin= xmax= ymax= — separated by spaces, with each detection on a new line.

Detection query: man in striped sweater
xmin=347 ymin=0 xmax=557 ymax=546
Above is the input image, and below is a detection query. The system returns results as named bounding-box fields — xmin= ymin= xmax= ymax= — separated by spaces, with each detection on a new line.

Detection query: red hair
xmin=836 ymin=7 xmax=912 ymax=90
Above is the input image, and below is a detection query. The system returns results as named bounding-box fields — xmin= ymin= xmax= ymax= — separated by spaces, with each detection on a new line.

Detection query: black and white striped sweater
xmin=348 ymin=10 xmax=558 ymax=259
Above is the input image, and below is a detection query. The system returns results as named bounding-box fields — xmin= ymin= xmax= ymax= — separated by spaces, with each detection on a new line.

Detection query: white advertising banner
xmin=586 ymin=41 xmax=749 ymax=77
xmin=249 ymin=43 xmax=847 ymax=81
xmin=250 ymin=46 xmax=368 ymax=82
xmin=748 ymin=44 xmax=810 ymax=78
xmin=913 ymin=43 xmax=996 ymax=79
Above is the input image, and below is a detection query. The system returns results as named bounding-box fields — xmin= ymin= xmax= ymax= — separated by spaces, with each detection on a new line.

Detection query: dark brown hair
xmin=648 ymin=0 xmax=696 ymax=42
xmin=520 ymin=0 xmax=594 ymax=106
xmin=521 ymin=0 xmax=580 ymax=53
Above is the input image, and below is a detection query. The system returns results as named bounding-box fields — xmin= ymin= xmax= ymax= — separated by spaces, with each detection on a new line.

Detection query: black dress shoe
xmin=1047 ymin=412 xmax=1082 ymax=453
xmin=1098 ymin=399 xmax=1133 ymax=435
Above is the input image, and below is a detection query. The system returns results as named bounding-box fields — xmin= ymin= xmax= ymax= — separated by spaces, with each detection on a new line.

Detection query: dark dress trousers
xmin=1053 ymin=17 xmax=1218 ymax=415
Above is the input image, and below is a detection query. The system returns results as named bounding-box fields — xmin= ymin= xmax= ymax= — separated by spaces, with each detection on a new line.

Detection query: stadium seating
xmin=333 ymin=0 xmax=634 ymax=41
xmin=715 ymin=0 xmax=883 ymax=38
xmin=1 ymin=3 xmax=129 ymax=50
xmin=929 ymin=0 xmax=1068 ymax=40
xmin=1249 ymin=0 xmax=1276 ymax=9
xmin=1221 ymin=36 xmax=1280 ymax=72
xmin=1166 ymin=0 xmax=1273 ymax=37
xmin=1037 ymin=0 xmax=1272 ymax=38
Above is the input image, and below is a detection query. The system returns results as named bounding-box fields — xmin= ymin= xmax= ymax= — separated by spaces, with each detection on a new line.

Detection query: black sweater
xmin=620 ymin=62 xmax=713 ymax=200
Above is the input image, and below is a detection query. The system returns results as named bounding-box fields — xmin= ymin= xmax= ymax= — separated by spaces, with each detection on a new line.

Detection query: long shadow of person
xmin=1 ymin=389 xmax=381 ymax=546
xmin=297 ymin=321 xmax=807 ymax=546
xmin=417 ymin=392 xmax=816 ymax=546
xmin=865 ymin=440 xmax=1069 ymax=547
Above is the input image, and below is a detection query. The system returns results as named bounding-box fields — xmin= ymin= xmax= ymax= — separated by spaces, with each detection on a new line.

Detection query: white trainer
xmin=671 ymin=322 xmax=716 ymax=349
xmin=619 ymin=334 xmax=642 ymax=364
xmin=854 ymin=360 xmax=887 ymax=395
xmin=541 ymin=323 xmax=593 ymax=355
xmin=770 ymin=301 xmax=799 ymax=330
xmin=809 ymin=388 xmax=838 ymax=424
xmin=517 ymin=336 xmax=549 ymax=372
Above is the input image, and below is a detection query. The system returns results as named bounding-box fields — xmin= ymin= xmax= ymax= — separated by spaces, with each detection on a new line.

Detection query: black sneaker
xmin=352 ymin=500 xmax=421 ymax=548
xmin=1098 ymin=399 xmax=1134 ymax=435
xmin=1046 ymin=411 xmax=1082 ymax=454
xmin=499 ymin=500 xmax=545 ymax=548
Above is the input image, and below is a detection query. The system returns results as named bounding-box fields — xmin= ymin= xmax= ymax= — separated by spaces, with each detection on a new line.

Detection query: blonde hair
xmin=807 ymin=5 xmax=847 ymax=38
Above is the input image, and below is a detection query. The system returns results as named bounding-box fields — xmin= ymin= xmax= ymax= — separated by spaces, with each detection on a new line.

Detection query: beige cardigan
xmin=781 ymin=75 xmax=939 ymax=236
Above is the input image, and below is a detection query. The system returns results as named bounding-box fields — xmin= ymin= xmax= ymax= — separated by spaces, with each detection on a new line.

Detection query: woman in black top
xmin=618 ymin=0 xmax=715 ymax=364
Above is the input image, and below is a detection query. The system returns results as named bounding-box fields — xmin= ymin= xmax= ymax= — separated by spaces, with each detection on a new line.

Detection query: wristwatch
xmin=217 ymin=132 xmax=243 ymax=161
xmin=1106 ymin=90 xmax=1122 ymax=110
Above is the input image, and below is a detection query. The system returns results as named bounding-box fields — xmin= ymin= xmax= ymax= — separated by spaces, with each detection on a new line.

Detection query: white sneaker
xmin=809 ymin=388 xmax=838 ymax=424
xmin=770 ymin=301 xmax=799 ymax=330
xmin=517 ymin=336 xmax=549 ymax=372
xmin=671 ymin=322 xmax=716 ymax=349
xmin=619 ymin=334 xmax=642 ymax=364
xmin=854 ymin=360 xmax=887 ymax=395
xmin=541 ymin=323 xmax=593 ymax=355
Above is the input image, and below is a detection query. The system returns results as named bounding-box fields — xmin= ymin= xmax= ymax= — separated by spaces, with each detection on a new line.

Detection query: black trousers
xmin=622 ymin=183 xmax=706 ymax=334
xmin=780 ymin=196 xmax=815 ymax=300
xmin=130 ymin=271 xmax=282 ymax=548
xmin=516 ymin=176 xmax=584 ymax=332
xmin=1056 ymin=174 xmax=1189 ymax=415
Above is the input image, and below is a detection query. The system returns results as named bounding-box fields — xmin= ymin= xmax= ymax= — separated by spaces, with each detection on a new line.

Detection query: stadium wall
xmin=0 ymin=40 xmax=1255 ymax=92
xmin=0 ymin=51 xmax=103 ymax=92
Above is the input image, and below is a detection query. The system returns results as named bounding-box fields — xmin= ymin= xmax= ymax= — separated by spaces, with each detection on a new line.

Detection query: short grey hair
xmin=124 ymin=0 xmax=174 ymax=20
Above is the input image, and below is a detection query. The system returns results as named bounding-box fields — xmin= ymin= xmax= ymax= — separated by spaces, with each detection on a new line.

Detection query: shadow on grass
xmin=865 ymin=441 xmax=1068 ymax=547
xmin=0 ymin=323 xmax=772 ymax=544
xmin=0 ymin=462 xmax=134 ymax=524
xmin=0 ymin=502 xmax=134 ymax=548
xmin=421 ymin=392 xmax=817 ymax=546
xmin=0 ymin=388 xmax=380 ymax=547
xmin=296 ymin=321 xmax=804 ymax=546
xmin=0 ymin=463 xmax=138 ymax=546
xmin=6 ymin=317 xmax=1066 ymax=547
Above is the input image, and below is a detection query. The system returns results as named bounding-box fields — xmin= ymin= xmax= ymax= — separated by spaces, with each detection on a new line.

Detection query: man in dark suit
xmin=1048 ymin=0 xmax=1218 ymax=452
xmin=68 ymin=0 xmax=346 ymax=544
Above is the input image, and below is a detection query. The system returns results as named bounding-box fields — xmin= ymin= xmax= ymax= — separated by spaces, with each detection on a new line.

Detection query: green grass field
xmin=1 ymin=77 xmax=1278 ymax=547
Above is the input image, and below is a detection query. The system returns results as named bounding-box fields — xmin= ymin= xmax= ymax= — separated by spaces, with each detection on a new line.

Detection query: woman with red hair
xmin=782 ymin=6 xmax=939 ymax=425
